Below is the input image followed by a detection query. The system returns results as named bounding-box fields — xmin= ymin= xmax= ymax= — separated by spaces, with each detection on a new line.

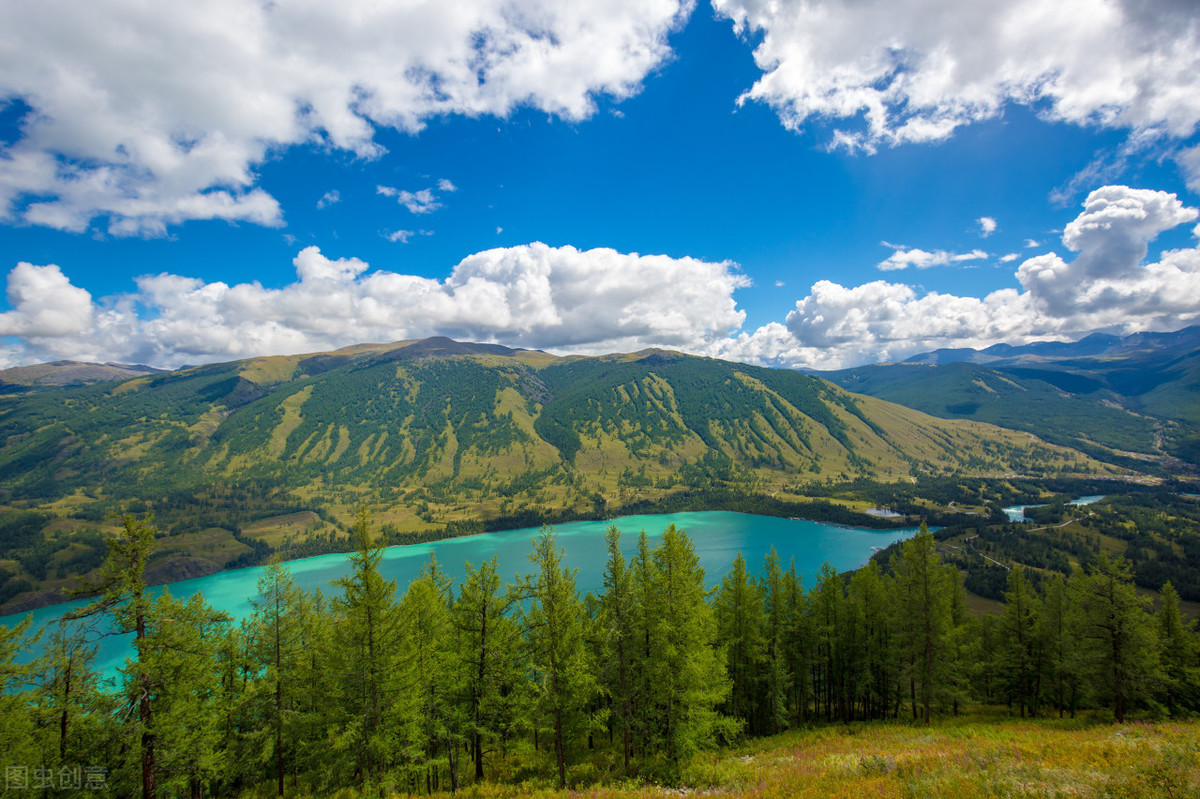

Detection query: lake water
xmin=1 ymin=511 xmax=921 ymax=678
xmin=1002 ymin=495 xmax=1106 ymax=523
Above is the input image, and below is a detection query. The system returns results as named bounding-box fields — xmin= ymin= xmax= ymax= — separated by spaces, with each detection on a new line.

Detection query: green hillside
xmin=823 ymin=328 xmax=1200 ymax=467
xmin=0 ymin=339 xmax=1122 ymax=611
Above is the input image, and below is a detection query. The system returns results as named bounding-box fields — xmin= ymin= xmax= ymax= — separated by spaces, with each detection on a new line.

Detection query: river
xmin=1 ymin=511 xmax=921 ymax=677
xmin=1001 ymin=495 xmax=1107 ymax=523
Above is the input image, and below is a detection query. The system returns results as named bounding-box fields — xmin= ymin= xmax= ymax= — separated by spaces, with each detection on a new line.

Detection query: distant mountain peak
xmin=904 ymin=326 xmax=1199 ymax=366
xmin=0 ymin=360 xmax=164 ymax=392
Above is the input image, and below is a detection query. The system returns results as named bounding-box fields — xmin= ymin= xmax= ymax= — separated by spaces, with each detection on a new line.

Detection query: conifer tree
xmin=780 ymin=561 xmax=813 ymax=724
xmin=245 ymin=558 xmax=314 ymax=795
xmin=999 ymin=566 xmax=1042 ymax=717
xmin=0 ymin=614 xmax=38 ymax=775
xmin=847 ymin=560 xmax=893 ymax=720
xmin=891 ymin=525 xmax=952 ymax=723
xmin=522 ymin=526 xmax=596 ymax=788
xmin=1038 ymin=573 xmax=1080 ymax=717
xmin=596 ymin=524 xmax=638 ymax=774
xmin=758 ymin=548 xmax=789 ymax=734
xmin=1071 ymin=554 xmax=1160 ymax=722
xmin=631 ymin=531 xmax=657 ymax=756
xmin=714 ymin=551 xmax=765 ymax=732
xmin=150 ymin=591 xmax=233 ymax=798
xmin=454 ymin=555 xmax=524 ymax=782
xmin=1155 ymin=581 xmax=1199 ymax=714
xmin=33 ymin=620 xmax=105 ymax=772
xmin=64 ymin=514 xmax=160 ymax=798
xmin=644 ymin=525 xmax=731 ymax=774
xmin=812 ymin=562 xmax=844 ymax=721
xmin=330 ymin=508 xmax=402 ymax=790
xmin=398 ymin=555 xmax=461 ymax=792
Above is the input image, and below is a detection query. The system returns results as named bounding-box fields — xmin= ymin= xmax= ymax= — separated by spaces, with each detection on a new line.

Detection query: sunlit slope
xmin=0 ymin=339 xmax=1116 ymax=511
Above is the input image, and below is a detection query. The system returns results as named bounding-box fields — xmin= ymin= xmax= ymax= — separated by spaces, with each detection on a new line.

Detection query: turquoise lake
xmin=1 ymin=511 xmax=920 ymax=678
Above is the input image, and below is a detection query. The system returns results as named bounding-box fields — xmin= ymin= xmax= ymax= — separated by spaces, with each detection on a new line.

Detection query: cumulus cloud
xmin=3 ymin=185 xmax=1196 ymax=373
xmin=978 ymin=217 xmax=997 ymax=237
xmin=0 ymin=0 xmax=691 ymax=235
xmin=712 ymin=0 xmax=1200 ymax=152
xmin=378 ymin=186 xmax=445 ymax=214
xmin=0 ymin=262 xmax=95 ymax=338
xmin=877 ymin=245 xmax=988 ymax=271
xmin=714 ymin=185 xmax=1200 ymax=369
xmin=316 ymin=190 xmax=340 ymax=209
xmin=0 ymin=242 xmax=747 ymax=368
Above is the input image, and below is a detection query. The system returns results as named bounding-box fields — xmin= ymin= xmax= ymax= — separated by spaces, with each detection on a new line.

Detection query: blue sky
xmin=1 ymin=0 xmax=1199 ymax=370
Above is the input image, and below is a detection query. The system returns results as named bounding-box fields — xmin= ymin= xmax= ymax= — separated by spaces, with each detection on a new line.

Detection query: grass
xmin=239 ymin=714 xmax=1200 ymax=798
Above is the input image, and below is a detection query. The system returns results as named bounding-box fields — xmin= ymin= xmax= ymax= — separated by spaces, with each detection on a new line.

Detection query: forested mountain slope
xmin=0 ymin=338 xmax=1111 ymax=511
xmin=0 ymin=338 xmax=1120 ymax=611
xmin=820 ymin=326 xmax=1200 ymax=467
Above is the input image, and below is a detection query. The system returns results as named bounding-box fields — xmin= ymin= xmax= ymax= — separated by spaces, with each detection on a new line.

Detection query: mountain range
xmin=818 ymin=326 xmax=1200 ymax=468
xmin=0 ymin=338 xmax=1108 ymax=514
xmin=4 ymin=333 xmax=1192 ymax=613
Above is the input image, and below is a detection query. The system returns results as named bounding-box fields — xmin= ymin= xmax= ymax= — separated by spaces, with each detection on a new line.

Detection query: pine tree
xmin=1038 ymin=573 xmax=1080 ymax=718
xmin=714 ymin=551 xmax=765 ymax=733
xmin=847 ymin=560 xmax=894 ymax=720
xmin=329 ymin=508 xmax=402 ymax=790
xmin=999 ymin=566 xmax=1043 ymax=717
xmin=1071 ymin=554 xmax=1160 ymax=722
xmin=812 ymin=562 xmax=844 ymax=721
xmin=245 ymin=558 xmax=314 ymax=796
xmin=595 ymin=524 xmax=638 ymax=774
xmin=758 ymin=548 xmax=789 ymax=734
xmin=643 ymin=524 xmax=731 ymax=775
xmin=150 ymin=590 xmax=233 ymax=798
xmin=891 ymin=525 xmax=952 ymax=723
xmin=0 ymin=614 xmax=39 ymax=776
xmin=400 ymin=554 xmax=461 ymax=792
xmin=33 ymin=619 xmax=105 ymax=772
xmin=63 ymin=514 xmax=159 ymax=798
xmin=522 ymin=526 xmax=596 ymax=788
xmin=780 ymin=561 xmax=813 ymax=724
xmin=1155 ymin=581 xmax=1199 ymax=714
xmin=454 ymin=555 xmax=524 ymax=783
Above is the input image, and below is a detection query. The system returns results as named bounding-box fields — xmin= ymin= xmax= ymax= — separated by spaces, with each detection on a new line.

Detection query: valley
xmin=0 ymin=337 xmax=1133 ymax=614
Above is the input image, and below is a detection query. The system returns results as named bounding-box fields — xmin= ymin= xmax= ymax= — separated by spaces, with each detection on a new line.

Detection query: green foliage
xmin=521 ymin=528 xmax=597 ymax=787
xmin=3 ymin=509 xmax=1200 ymax=796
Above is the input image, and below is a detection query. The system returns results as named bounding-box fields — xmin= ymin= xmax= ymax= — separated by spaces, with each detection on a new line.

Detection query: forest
xmin=2 ymin=513 xmax=1199 ymax=798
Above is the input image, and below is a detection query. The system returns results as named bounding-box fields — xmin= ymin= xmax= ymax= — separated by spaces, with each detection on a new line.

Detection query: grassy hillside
xmin=235 ymin=714 xmax=1200 ymax=798
xmin=824 ymin=328 xmax=1200 ymax=467
xmin=0 ymin=340 xmax=1123 ymax=611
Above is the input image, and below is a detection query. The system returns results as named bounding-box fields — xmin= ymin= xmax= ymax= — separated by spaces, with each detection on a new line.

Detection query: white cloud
xmin=1024 ymin=239 xmax=1041 ymax=248
xmin=384 ymin=229 xmax=415 ymax=244
xmin=317 ymin=190 xmax=340 ymax=209
xmin=0 ymin=262 xmax=95 ymax=338
xmin=0 ymin=0 xmax=692 ymax=235
xmin=712 ymin=0 xmax=1200 ymax=152
xmin=878 ymin=245 xmax=988 ymax=271
xmin=1178 ymin=144 xmax=1200 ymax=193
xmin=4 ymin=185 xmax=1195 ymax=373
xmin=0 ymin=242 xmax=747 ymax=368
xmin=999 ymin=253 xmax=1020 ymax=263
xmin=715 ymin=185 xmax=1200 ymax=368
xmin=377 ymin=183 xmax=456 ymax=214
xmin=978 ymin=217 xmax=997 ymax=237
